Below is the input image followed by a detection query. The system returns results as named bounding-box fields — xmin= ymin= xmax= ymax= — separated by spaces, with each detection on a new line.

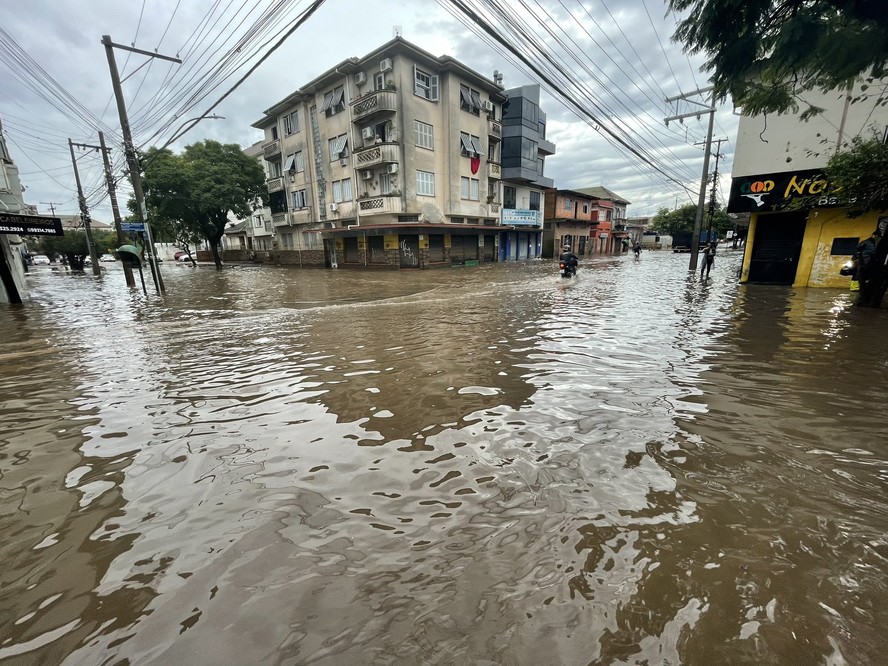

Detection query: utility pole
xmin=68 ymin=138 xmax=101 ymax=276
xmin=102 ymin=34 xmax=181 ymax=295
xmin=71 ymin=134 xmax=137 ymax=288
xmin=705 ymin=138 xmax=727 ymax=240
xmin=39 ymin=201 xmax=63 ymax=216
xmin=665 ymin=87 xmax=715 ymax=273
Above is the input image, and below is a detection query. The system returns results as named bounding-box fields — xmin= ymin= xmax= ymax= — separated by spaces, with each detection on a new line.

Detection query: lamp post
xmin=165 ymin=114 xmax=226 ymax=148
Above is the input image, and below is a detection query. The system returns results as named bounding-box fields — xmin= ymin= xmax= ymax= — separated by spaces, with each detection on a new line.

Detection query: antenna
xmin=393 ymin=25 xmax=402 ymax=38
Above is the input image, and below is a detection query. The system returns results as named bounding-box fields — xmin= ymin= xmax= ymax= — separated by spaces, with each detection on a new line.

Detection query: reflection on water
xmin=1 ymin=253 xmax=886 ymax=664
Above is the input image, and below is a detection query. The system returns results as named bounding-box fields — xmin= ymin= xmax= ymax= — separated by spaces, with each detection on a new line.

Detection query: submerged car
xmin=31 ymin=254 xmax=51 ymax=265
xmin=99 ymin=254 xmax=116 ymax=262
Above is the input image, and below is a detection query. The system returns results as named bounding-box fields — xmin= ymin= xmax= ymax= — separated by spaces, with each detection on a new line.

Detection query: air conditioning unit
xmin=379 ymin=58 xmax=393 ymax=73
xmin=330 ymin=202 xmax=339 ymax=212
xmin=340 ymin=158 xmax=348 ymax=167
xmin=361 ymin=169 xmax=373 ymax=180
xmin=482 ymin=100 xmax=495 ymax=112
xmin=354 ymin=71 xmax=367 ymax=86
xmin=361 ymin=127 xmax=375 ymax=141
xmin=387 ymin=164 xmax=398 ymax=174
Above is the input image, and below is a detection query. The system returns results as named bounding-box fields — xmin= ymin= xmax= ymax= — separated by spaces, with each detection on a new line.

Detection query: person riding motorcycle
xmin=559 ymin=245 xmax=579 ymax=269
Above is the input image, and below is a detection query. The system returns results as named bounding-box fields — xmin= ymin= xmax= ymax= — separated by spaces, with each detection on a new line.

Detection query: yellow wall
xmin=739 ymin=208 xmax=880 ymax=287
xmin=795 ymin=208 xmax=880 ymax=287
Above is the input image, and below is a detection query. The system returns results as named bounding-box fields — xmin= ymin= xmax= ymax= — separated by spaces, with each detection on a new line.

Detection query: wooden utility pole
xmin=102 ymin=35 xmax=180 ymax=294
xmin=665 ymin=87 xmax=715 ymax=273
xmin=68 ymin=138 xmax=101 ymax=275
xmin=39 ymin=201 xmax=63 ymax=216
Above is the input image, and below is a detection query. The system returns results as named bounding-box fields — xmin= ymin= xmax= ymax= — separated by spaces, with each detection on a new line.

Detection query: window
xmin=460 ymin=132 xmax=482 ymax=156
xmin=380 ymin=172 xmax=393 ymax=194
xmin=253 ymin=215 xmax=263 ymax=228
xmin=284 ymin=153 xmax=296 ymax=173
xmin=460 ymin=177 xmax=480 ymax=200
xmin=374 ymin=72 xmax=385 ymax=91
xmin=831 ymin=237 xmax=860 ymax=255
xmin=322 ymin=85 xmax=345 ymax=116
xmin=504 ymin=186 xmax=516 ymax=208
xmin=284 ymin=110 xmax=299 ymax=135
xmin=415 ymin=120 xmax=434 ymax=150
xmin=582 ymin=203 xmax=588 ymax=214
xmin=488 ymin=181 xmax=498 ymax=201
xmin=268 ymin=160 xmax=282 ymax=178
xmin=530 ymin=191 xmax=540 ymax=211
xmin=606 ymin=209 xmax=612 ymax=221
xmin=271 ymin=126 xmax=278 ymax=140
xmin=416 ymin=170 xmax=435 ymax=196
xmin=459 ymin=84 xmax=481 ymax=114
xmin=292 ymin=189 xmax=307 ymax=209
xmin=488 ymin=142 xmax=498 ymax=162
xmin=295 ymin=151 xmax=304 ymax=173
xmin=331 ymin=178 xmax=353 ymax=203
xmin=264 ymin=219 xmax=272 ymax=232
xmin=538 ymin=157 xmax=544 ymax=175
xmin=563 ymin=198 xmax=572 ymax=211
xmin=328 ymin=134 xmax=349 ymax=161
xmin=282 ymin=232 xmax=293 ymax=249
xmin=413 ymin=65 xmax=439 ymax=101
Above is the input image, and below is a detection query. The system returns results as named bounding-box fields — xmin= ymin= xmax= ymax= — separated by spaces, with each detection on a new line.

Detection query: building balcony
xmin=263 ymin=139 xmax=281 ymax=159
xmin=272 ymin=212 xmax=289 ymax=226
xmin=354 ymin=142 xmax=399 ymax=169
xmin=266 ymin=177 xmax=285 ymax=193
xmin=538 ymin=138 xmax=556 ymax=156
xmin=488 ymin=119 xmax=502 ymax=142
xmin=289 ymin=208 xmax=313 ymax=226
xmin=488 ymin=203 xmax=501 ymax=218
xmin=357 ymin=194 xmax=403 ymax=217
xmin=351 ymin=90 xmax=398 ymax=122
xmin=488 ymin=162 xmax=501 ymax=179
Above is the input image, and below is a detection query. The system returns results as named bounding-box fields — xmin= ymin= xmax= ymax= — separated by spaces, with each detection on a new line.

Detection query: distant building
xmin=250 ymin=37 xmax=511 ymax=269
xmin=498 ymin=84 xmax=555 ymax=260
xmin=543 ymin=186 xmax=631 ymax=256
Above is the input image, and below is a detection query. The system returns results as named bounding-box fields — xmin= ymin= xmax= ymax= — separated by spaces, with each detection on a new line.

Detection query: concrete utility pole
xmin=39 ymin=201 xmax=63 ymax=216
xmin=71 ymin=134 xmax=136 ymax=288
xmin=665 ymin=87 xmax=715 ymax=273
xmin=68 ymin=138 xmax=101 ymax=275
xmin=102 ymin=34 xmax=181 ymax=295
xmin=705 ymin=138 xmax=727 ymax=240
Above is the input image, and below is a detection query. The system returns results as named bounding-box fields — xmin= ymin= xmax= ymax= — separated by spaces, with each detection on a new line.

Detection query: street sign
xmin=0 ymin=212 xmax=63 ymax=236
xmin=121 ymin=222 xmax=146 ymax=232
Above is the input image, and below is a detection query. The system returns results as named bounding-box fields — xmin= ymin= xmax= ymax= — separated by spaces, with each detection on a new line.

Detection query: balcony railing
xmin=263 ymin=139 xmax=281 ymax=159
xmin=272 ymin=212 xmax=289 ymax=226
xmin=357 ymin=195 xmax=403 ymax=216
xmin=354 ymin=142 xmax=399 ymax=169
xmin=488 ymin=119 xmax=502 ymax=141
xmin=266 ymin=177 xmax=285 ymax=192
xmin=351 ymin=90 xmax=398 ymax=121
xmin=488 ymin=203 xmax=501 ymax=217
xmin=488 ymin=162 xmax=501 ymax=179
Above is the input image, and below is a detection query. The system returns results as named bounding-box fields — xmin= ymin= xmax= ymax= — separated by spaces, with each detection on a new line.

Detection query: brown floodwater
xmin=1 ymin=251 xmax=886 ymax=665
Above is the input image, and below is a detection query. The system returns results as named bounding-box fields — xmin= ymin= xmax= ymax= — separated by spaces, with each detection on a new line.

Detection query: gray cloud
xmin=0 ymin=0 xmax=738 ymax=221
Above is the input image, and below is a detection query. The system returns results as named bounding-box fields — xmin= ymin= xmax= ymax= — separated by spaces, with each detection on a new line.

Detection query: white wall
xmin=732 ymin=78 xmax=888 ymax=177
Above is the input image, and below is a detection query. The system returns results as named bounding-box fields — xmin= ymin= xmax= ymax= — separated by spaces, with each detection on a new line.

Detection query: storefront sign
xmin=502 ymin=209 xmax=541 ymax=227
xmin=0 ymin=212 xmax=63 ymax=236
xmin=383 ymin=234 xmax=398 ymax=250
xmin=418 ymin=235 xmax=429 ymax=249
xmin=727 ymin=168 xmax=832 ymax=213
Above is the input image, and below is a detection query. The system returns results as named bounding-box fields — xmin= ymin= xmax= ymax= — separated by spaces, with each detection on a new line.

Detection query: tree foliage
xmin=822 ymin=134 xmax=888 ymax=217
xmin=669 ymin=0 xmax=888 ymax=116
xmin=139 ymin=140 xmax=265 ymax=269
xmin=652 ymin=202 xmax=733 ymax=236
xmin=40 ymin=230 xmax=113 ymax=271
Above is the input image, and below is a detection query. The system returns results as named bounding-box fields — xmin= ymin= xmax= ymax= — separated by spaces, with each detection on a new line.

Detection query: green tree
xmin=669 ymin=0 xmax=888 ymax=116
xmin=652 ymin=202 xmax=732 ymax=236
xmin=822 ymin=134 xmax=888 ymax=217
xmin=139 ymin=140 xmax=265 ymax=269
xmin=40 ymin=230 xmax=112 ymax=271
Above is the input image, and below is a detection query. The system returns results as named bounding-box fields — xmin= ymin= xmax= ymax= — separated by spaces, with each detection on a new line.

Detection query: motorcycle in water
xmin=559 ymin=261 xmax=577 ymax=278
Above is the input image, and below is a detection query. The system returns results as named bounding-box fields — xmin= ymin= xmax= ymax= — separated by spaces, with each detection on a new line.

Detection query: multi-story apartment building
xmin=543 ymin=186 xmax=630 ymax=256
xmin=499 ymin=84 xmax=555 ymax=261
xmin=250 ymin=37 xmax=510 ymax=269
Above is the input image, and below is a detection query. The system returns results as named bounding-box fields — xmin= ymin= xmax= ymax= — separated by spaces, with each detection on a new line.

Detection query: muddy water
xmin=1 ymin=252 xmax=886 ymax=664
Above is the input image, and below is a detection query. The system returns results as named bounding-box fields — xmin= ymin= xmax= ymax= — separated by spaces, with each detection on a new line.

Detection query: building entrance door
xmin=747 ymin=211 xmax=807 ymax=284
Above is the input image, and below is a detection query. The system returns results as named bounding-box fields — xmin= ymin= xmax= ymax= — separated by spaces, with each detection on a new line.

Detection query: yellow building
xmin=727 ymin=80 xmax=888 ymax=287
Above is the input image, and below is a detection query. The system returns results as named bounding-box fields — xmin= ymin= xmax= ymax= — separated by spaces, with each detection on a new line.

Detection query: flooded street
xmin=2 ymin=250 xmax=887 ymax=665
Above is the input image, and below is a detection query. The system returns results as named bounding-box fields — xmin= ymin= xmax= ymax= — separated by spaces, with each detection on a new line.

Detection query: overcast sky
xmin=0 ymin=0 xmax=739 ymax=224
